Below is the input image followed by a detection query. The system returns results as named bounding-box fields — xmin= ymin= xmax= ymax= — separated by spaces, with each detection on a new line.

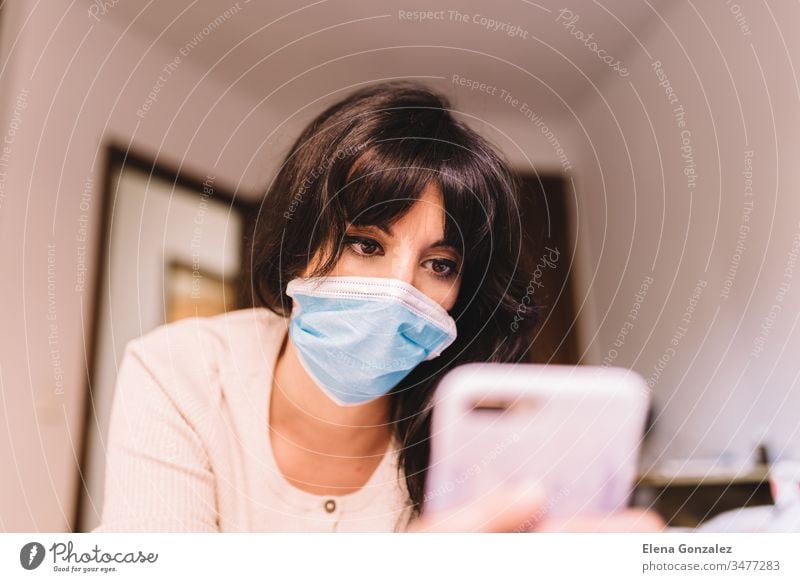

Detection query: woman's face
xmin=304 ymin=182 xmax=463 ymax=311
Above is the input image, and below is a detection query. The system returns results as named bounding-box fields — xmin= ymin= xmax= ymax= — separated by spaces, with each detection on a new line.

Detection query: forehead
xmin=351 ymin=182 xmax=447 ymax=238
xmin=393 ymin=183 xmax=444 ymax=228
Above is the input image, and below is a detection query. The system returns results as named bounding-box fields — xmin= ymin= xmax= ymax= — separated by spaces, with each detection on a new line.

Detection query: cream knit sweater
xmin=92 ymin=307 xmax=416 ymax=532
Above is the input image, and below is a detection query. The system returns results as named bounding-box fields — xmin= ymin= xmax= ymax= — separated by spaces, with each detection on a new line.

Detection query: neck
xmin=269 ymin=330 xmax=392 ymax=457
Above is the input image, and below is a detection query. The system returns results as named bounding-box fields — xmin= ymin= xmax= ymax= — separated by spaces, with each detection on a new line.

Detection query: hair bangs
xmin=437 ymin=144 xmax=507 ymax=261
xmin=334 ymin=142 xmax=441 ymax=231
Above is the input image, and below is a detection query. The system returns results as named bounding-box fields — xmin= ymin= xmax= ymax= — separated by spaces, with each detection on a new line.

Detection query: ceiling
xmin=99 ymin=0 xmax=670 ymax=120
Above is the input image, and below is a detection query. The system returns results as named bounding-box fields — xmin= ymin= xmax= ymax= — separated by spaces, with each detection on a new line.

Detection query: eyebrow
xmin=349 ymin=224 xmax=456 ymax=252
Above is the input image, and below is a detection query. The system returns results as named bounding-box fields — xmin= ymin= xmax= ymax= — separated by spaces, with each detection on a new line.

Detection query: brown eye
xmin=344 ymin=235 xmax=383 ymax=257
xmin=357 ymin=240 xmax=379 ymax=255
xmin=426 ymin=258 xmax=459 ymax=279
xmin=432 ymin=261 xmax=450 ymax=274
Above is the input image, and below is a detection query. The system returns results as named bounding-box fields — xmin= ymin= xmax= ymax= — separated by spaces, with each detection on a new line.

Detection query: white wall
xmin=0 ymin=0 xmax=274 ymax=531
xmin=568 ymin=1 xmax=800 ymax=469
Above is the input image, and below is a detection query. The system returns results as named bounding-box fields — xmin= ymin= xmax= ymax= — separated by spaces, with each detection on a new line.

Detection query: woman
xmin=93 ymin=81 xmax=663 ymax=533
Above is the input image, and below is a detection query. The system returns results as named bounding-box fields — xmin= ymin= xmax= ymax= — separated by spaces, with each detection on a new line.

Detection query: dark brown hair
xmin=247 ymin=80 xmax=540 ymax=520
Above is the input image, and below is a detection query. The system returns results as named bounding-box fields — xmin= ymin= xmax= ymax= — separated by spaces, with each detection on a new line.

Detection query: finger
xmin=408 ymin=483 xmax=546 ymax=533
xmin=536 ymin=508 xmax=667 ymax=533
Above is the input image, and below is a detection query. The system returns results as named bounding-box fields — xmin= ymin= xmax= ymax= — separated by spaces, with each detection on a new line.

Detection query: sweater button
xmin=324 ymin=499 xmax=336 ymax=513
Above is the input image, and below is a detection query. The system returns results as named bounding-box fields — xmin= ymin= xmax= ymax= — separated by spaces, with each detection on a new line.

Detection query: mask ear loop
xmin=285 ymin=279 xmax=301 ymax=318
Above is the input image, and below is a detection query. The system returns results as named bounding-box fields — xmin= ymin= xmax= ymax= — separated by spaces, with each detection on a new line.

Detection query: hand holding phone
xmin=423 ymin=363 xmax=650 ymax=521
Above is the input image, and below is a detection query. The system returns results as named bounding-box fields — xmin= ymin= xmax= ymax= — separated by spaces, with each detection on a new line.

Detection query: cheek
xmin=443 ymin=282 xmax=461 ymax=311
xmin=329 ymin=252 xmax=383 ymax=276
xmin=420 ymin=278 xmax=461 ymax=312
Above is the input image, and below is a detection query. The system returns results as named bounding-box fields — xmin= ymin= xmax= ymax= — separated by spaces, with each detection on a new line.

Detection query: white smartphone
xmin=423 ymin=362 xmax=650 ymax=519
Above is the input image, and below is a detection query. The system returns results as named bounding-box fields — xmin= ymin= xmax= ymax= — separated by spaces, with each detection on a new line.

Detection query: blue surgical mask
xmin=285 ymin=275 xmax=458 ymax=406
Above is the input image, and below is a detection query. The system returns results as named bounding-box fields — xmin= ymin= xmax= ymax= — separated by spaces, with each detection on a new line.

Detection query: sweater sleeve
xmin=92 ymin=338 xmax=219 ymax=532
